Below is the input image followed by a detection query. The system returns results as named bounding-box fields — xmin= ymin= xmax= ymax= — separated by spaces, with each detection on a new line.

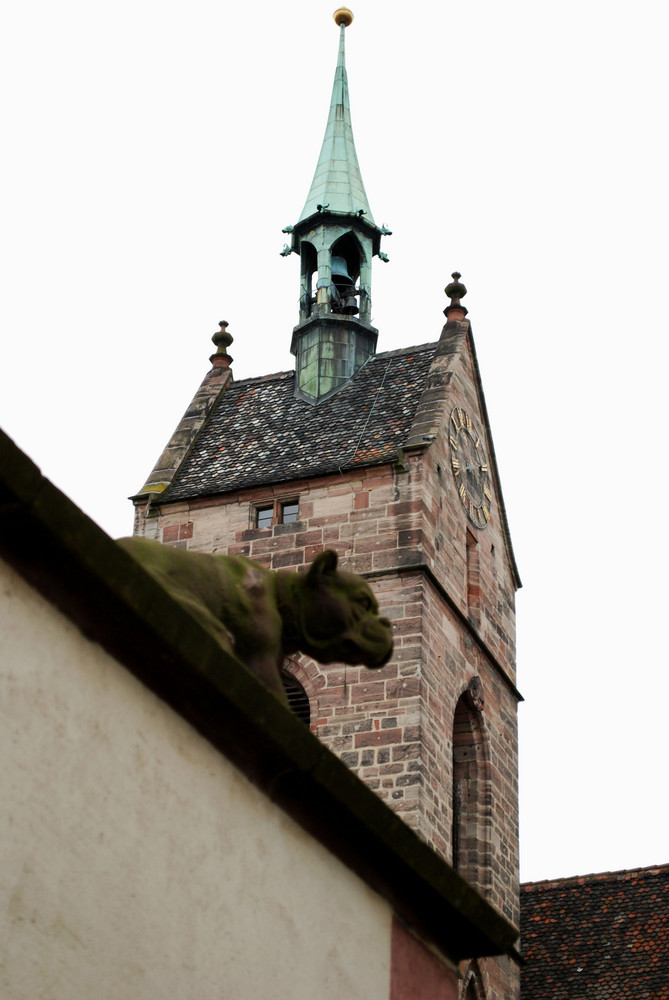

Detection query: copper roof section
xmin=297 ymin=16 xmax=375 ymax=225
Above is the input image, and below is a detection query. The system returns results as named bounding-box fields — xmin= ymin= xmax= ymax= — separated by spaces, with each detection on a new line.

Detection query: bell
xmin=330 ymin=286 xmax=359 ymax=315
xmin=330 ymin=255 xmax=359 ymax=314
xmin=331 ymin=256 xmax=354 ymax=286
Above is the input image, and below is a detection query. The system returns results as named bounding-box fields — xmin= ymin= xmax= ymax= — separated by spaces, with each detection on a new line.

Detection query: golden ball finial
xmin=333 ymin=8 xmax=354 ymax=27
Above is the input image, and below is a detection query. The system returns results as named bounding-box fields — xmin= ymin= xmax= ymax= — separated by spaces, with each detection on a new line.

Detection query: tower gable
xmin=400 ymin=313 xmax=521 ymax=679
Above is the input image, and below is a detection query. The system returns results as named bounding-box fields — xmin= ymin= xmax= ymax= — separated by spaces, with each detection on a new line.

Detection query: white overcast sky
xmin=2 ymin=0 xmax=667 ymax=884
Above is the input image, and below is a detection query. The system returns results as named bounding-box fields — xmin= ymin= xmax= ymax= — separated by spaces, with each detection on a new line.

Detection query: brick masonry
xmin=133 ymin=320 xmax=521 ymax=1000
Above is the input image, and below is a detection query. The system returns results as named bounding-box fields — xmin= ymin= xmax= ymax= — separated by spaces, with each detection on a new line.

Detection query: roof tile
xmin=165 ymin=343 xmax=436 ymax=502
xmin=520 ymin=864 xmax=669 ymax=999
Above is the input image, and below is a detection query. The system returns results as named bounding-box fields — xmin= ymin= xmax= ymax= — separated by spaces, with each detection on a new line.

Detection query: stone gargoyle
xmin=118 ymin=538 xmax=393 ymax=700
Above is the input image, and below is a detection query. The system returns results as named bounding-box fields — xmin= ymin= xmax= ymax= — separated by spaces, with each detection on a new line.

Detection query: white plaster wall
xmin=0 ymin=558 xmax=392 ymax=1000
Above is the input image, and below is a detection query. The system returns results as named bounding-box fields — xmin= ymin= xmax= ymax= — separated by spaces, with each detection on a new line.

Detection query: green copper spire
xmin=286 ymin=10 xmax=389 ymax=404
xmin=298 ymin=15 xmax=375 ymax=225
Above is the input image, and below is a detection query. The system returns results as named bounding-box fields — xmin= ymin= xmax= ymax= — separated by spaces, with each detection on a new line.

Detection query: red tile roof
xmin=520 ymin=864 xmax=669 ymax=999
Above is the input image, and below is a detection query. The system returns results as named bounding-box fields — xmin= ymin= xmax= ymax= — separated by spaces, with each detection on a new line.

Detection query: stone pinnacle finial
xmin=444 ymin=272 xmax=468 ymax=319
xmin=333 ymin=7 xmax=353 ymax=27
xmin=210 ymin=320 xmax=234 ymax=370
xmin=212 ymin=320 xmax=233 ymax=352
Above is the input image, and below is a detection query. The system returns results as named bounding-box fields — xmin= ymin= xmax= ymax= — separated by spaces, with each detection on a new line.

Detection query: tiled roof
xmin=165 ymin=343 xmax=436 ymax=502
xmin=520 ymin=864 xmax=669 ymax=999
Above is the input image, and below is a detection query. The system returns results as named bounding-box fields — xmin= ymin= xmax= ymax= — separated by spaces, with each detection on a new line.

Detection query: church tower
xmin=132 ymin=12 xmax=522 ymax=1000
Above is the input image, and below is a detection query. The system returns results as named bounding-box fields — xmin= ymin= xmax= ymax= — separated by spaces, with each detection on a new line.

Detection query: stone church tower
xmin=132 ymin=11 xmax=522 ymax=999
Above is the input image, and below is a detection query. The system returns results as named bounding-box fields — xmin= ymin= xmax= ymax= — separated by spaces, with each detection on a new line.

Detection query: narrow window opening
xmin=466 ymin=529 xmax=481 ymax=623
xmin=462 ymin=965 xmax=485 ymax=1000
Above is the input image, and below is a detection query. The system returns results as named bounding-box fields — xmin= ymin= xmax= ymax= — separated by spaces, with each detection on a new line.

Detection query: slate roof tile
xmin=520 ymin=863 xmax=669 ymax=999
xmin=166 ymin=343 xmax=437 ymax=502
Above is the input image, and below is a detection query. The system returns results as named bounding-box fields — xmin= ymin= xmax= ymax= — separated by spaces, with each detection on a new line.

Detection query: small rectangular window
xmin=256 ymin=506 xmax=273 ymax=529
xmin=254 ymin=499 xmax=299 ymax=528
xmin=281 ymin=502 xmax=299 ymax=524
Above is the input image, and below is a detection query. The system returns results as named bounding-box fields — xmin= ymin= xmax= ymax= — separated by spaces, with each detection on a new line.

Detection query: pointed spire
xmin=298 ymin=10 xmax=375 ymax=225
xmin=288 ymin=10 xmax=384 ymax=402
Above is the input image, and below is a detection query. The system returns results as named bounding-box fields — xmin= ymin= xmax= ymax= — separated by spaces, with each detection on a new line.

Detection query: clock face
xmin=449 ymin=407 xmax=492 ymax=529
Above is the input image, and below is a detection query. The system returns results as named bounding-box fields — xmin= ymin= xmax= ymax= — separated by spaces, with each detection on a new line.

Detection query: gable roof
xmin=520 ymin=864 xmax=669 ymax=999
xmin=164 ymin=343 xmax=437 ymax=502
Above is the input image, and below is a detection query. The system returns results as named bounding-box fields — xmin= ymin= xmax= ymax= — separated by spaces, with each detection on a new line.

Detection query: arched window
xmin=452 ymin=678 xmax=490 ymax=892
xmin=461 ymin=963 xmax=486 ymax=1000
xmin=330 ymin=233 xmax=361 ymax=316
xmin=281 ymin=670 xmax=311 ymax=726
xmin=299 ymin=241 xmax=318 ymax=321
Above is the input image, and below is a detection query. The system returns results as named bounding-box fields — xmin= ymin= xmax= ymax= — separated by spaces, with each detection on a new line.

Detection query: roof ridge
xmin=226 ymin=369 xmax=295 ymax=388
xmin=521 ymin=861 xmax=669 ymax=890
xmin=375 ymin=341 xmax=437 ymax=360
xmin=231 ymin=343 xmax=437 ymax=387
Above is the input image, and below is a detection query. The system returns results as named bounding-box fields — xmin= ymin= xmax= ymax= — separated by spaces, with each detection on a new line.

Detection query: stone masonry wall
xmin=133 ymin=442 xmax=519 ymax=913
xmin=134 ymin=463 xmax=430 ymax=840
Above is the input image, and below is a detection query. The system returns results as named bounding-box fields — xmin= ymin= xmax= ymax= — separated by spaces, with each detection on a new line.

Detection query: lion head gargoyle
xmin=118 ymin=539 xmax=393 ymax=701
